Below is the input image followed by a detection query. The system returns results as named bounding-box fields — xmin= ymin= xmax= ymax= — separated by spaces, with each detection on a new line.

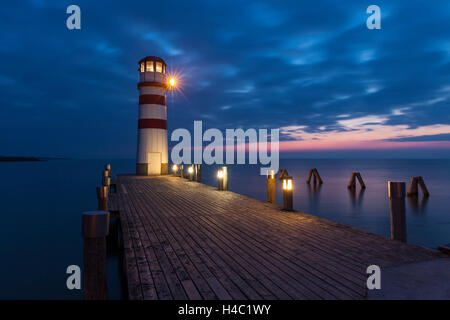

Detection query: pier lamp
xmin=217 ymin=169 xmax=224 ymax=190
xmin=172 ymin=164 xmax=178 ymax=175
xmin=188 ymin=165 xmax=194 ymax=181
xmin=222 ymin=166 xmax=228 ymax=191
xmin=282 ymin=176 xmax=293 ymax=211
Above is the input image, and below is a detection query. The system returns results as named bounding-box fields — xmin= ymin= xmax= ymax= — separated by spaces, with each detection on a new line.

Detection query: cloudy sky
xmin=1 ymin=0 xmax=450 ymax=158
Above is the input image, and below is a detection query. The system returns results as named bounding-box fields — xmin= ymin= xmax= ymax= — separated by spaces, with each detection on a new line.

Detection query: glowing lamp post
xmin=222 ymin=166 xmax=228 ymax=190
xmin=217 ymin=169 xmax=224 ymax=190
xmin=188 ymin=165 xmax=194 ymax=181
xmin=172 ymin=164 xmax=178 ymax=176
xmin=282 ymin=176 xmax=293 ymax=211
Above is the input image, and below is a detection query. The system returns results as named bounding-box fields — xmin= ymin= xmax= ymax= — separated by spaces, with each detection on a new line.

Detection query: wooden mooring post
xmin=267 ymin=170 xmax=276 ymax=204
xmin=82 ymin=211 xmax=110 ymax=300
xmin=102 ymin=175 xmax=111 ymax=193
xmin=96 ymin=186 xmax=108 ymax=211
xmin=306 ymin=168 xmax=323 ymax=185
xmin=195 ymin=164 xmax=202 ymax=182
xmin=407 ymin=176 xmax=430 ymax=197
xmin=180 ymin=164 xmax=185 ymax=179
xmin=388 ymin=181 xmax=407 ymax=243
xmin=104 ymin=164 xmax=111 ymax=177
xmin=348 ymin=172 xmax=366 ymax=189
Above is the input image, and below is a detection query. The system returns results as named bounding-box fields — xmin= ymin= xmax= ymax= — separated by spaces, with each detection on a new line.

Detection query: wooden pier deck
xmin=109 ymin=175 xmax=443 ymax=300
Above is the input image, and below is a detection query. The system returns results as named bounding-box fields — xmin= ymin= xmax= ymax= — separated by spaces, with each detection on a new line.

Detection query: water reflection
xmin=407 ymin=195 xmax=429 ymax=214
xmin=306 ymin=183 xmax=322 ymax=207
xmin=348 ymin=187 xmax=365 ymax=207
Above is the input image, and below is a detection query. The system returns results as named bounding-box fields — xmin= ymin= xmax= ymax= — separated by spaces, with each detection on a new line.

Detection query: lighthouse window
xmin=156 ymin=62 xmax=163 ymax=73
xmin=140 ymin=62 xmax=145 ymax=73
xmin=146 ymin=61 xmax=154 ymax=72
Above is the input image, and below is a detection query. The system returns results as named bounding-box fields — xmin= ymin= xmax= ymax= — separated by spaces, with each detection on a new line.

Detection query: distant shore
xmin=0 ymin=156 xmax=43 ymax=162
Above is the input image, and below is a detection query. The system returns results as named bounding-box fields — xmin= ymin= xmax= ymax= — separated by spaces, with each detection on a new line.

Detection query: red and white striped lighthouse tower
xmin=136 ymin=56 xmax=170 ymax=175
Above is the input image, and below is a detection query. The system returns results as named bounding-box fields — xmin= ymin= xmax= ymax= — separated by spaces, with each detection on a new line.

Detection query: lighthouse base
xmin=136 ymin=163 xmax=169 ymax=176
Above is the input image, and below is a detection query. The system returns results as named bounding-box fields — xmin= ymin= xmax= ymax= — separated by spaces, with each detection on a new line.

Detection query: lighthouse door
xmin=147 ymin=152 xmax=161 ymax=175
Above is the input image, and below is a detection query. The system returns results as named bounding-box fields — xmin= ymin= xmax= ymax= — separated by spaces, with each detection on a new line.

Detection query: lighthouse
xmin=136 ymin=56 xmax=171 ymax=175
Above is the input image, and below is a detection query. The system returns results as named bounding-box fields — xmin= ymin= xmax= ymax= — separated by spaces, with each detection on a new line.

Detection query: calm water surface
xmin=1 ymin=159 xmax=449 ymax=299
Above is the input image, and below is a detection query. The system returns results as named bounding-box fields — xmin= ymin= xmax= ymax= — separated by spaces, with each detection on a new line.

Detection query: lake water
xmin=1 ymin=159 xmax=449 ymax=299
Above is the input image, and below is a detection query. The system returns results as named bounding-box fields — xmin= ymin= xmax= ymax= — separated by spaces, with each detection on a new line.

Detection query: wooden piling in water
xmin=348 ymin=172 xmax=366 ymax=189
xmin=417 ymin=177 xmax=430 ymax=196
xmin=267 ymin=170 xmax=276 ymax=204
xmin=82 ymin=211 xmax=110 ymax=300
xmin=388 ymin=181 xmax=407 ymax=243
xmin=407 ymin=176 xmax=429 ymax=197
xmin=306 ymin=168 xmax=323 ymax=185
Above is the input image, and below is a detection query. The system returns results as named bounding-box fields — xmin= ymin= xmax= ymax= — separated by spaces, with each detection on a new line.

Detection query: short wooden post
xmin=282 ymin=176 xmax=293 ymax=211
xmin=267 ymin=170 xmax=276 ymax=204
xmin=104 ymin=164 xmax=111 ymax=177
xmin=222 ymin=166 xmax=228 ymax=191
xmin=188 ymin=165 xmax=194 ymax=181
xmin=388 ymin=181 xmax=407 ymax=243
xmin=96 ymin=186 xmax=108 ymax=211
xmin=82 ymin=211 xmax=110 ymax=300
xmin=217 ymin=169 xmax=224 ymax=190
xmin=180 ymin=164 xmax=184 ymax=179
xmin=102 ymin=176 xmax=111 ymax=193
xmin=195 ymin=164 xmax=202 ymax=182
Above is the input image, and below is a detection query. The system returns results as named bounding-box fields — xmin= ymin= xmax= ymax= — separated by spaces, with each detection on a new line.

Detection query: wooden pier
xmin=108 ymin=175 xmax=443 ymax=300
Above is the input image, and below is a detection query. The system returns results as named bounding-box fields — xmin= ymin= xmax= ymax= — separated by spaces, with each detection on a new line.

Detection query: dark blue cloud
xmin=0 ymin=0 xmax=449 ymax=157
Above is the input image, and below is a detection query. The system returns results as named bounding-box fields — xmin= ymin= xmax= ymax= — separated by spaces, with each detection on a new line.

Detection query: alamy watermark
xmin=66 ymin=5 xmax=81 ymax=30
xmin=171 ymin=121 xmax=279 ymax=175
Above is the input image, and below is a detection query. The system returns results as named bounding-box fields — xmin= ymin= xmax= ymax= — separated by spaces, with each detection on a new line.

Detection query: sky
xmin=1 ymin=0 xmax=450 ymax=159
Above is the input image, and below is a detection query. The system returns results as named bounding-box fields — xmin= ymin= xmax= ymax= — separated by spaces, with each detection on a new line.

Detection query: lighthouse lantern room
xmin=136 ymin=56 xmax=170 ymax=175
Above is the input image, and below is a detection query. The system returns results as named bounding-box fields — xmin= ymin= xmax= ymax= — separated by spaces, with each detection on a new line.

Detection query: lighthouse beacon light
xmin=136 ymin=56 xmax=171 ymax=176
